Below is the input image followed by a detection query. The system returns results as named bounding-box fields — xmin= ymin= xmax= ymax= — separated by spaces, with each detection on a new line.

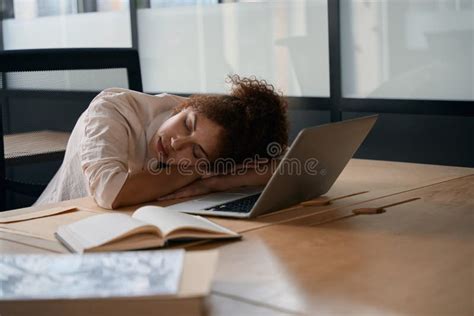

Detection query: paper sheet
xmin=0 ymin=206 xmax=77 ymax=224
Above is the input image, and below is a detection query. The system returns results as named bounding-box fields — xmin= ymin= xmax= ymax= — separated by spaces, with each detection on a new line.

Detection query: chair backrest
xmin=0 ymin=48 xmax=143 ymax=210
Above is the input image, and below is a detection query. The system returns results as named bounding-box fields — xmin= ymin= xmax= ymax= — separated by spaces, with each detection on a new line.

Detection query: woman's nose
xmin=171 ymin=135 xmax=192 ymax=151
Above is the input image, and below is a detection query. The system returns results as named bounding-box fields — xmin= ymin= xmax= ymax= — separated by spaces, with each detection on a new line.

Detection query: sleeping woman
xmin=34 ymin=75 xmax=289 ymax=209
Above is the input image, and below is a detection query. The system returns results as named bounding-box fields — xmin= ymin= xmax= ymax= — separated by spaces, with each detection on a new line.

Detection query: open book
xmin=56 ymin=206 xmax=240 ymax=253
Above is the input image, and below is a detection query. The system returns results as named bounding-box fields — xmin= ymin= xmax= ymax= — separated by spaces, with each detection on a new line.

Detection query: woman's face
xmin=150 ymin=108 xmax=224 ymax=166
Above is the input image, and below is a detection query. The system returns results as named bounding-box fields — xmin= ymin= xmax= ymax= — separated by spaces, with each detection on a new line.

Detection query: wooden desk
xmin=0 ymin=159 xmax=473 ymax=315
xmin=192 ymin=175 xmax=474 ymax=315
xmin=1 ymin=159 xmax=471 ymax=244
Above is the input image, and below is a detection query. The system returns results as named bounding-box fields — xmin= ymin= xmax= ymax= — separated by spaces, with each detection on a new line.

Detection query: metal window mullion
xmin=327 ymin=0 xmax=342 ymax=122
xmin=129 ymin=0 xmax=139 ymax=49
xmin=0 ymin=0 xmax=11 ymax=210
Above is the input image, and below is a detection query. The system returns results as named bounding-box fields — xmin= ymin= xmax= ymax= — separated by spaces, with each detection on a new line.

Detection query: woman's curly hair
xmin=173 ymin=75 xmax=289 ymax=165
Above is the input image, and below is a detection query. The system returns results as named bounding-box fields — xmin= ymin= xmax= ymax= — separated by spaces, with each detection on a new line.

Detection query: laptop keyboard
xmin=204 ymin=193 xmax=261 ymax=213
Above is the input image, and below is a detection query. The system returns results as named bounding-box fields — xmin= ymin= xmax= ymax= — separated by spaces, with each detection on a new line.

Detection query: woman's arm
xmin=80 ymin=89 xmax=198 ymax=209
xmin=111 ymin=166 xmax=201 ymax=208
xmin=158 ymin=160 xmax=279 ymax=200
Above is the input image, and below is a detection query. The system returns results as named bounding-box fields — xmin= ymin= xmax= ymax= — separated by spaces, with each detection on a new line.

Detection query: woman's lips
xmin=156 ymin=136 xmax=168 ymax=157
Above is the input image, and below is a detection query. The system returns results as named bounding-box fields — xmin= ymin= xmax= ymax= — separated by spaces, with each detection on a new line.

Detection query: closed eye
xmin=192 ymin=145 xmax=200 ymax=159
xmin=193 ymin=145 xmax=207 ymax=160
xmin=184 ymin=116 xmax=191 ymax=132
xmin=187 ymin=112 xmax=208 ymax=160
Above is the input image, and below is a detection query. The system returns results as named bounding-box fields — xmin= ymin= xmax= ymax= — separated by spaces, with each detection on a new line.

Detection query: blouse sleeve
xmin=80 ymin=89 xmax=135 ymax=209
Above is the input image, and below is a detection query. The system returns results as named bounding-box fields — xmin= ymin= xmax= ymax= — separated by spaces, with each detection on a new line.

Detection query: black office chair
xmin=0 ymin=48 xmax=143 ymax=211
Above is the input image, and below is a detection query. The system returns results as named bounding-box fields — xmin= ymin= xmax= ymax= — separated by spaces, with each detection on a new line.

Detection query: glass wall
xmin=341 ymin=0 xmax=474 ymax=101
xmin=6 ymin=69 xmax=129 ymax=91
xmin=2 ymin=0 xmax=472 ymax=101
xmin=2 ymin=0 xmax=132 ymax=49
xmin=137 ymin=0 xmax=330 ymax=96
xmin=2 ymin=0 xmax=132 ymax=91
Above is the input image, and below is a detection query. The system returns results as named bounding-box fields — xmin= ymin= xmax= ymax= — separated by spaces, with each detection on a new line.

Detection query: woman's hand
xmin=158 ymin=159 xmax=278 ymax=201
xmin=200 ymin=158 xmax=268 ymax=179
xmin=157 ymin=176 xmax=230 ymax=200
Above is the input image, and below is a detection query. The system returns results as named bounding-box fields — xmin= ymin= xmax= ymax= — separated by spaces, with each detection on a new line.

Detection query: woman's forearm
xmin=111 ymin=166 xmax=201 ymax=208
xmin=154 ymin=162 xmax=280 ymax=201
xmin=236 ymin=160 xmax=280 ymax=187
xmin=215 ymin=165 xmax=274 ymax=190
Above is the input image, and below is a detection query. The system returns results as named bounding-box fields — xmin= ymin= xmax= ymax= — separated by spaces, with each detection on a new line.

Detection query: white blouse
xmin=34 ymin=88 xmax=188 ymax=209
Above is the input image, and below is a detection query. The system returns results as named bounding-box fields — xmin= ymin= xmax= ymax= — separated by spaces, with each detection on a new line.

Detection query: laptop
xmin=166 ymin=115 xmax=378 ymax=218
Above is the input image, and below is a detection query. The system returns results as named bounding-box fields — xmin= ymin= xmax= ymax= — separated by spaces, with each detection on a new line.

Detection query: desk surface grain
xmin=191 ymin=175 xmax=474 ymax=315
xmin=1 ymin=159 xmax=472 ymax=241
xmin=0 ymin=159 xmax=473 ymax=315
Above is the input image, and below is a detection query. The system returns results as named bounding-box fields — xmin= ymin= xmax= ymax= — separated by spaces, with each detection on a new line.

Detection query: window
xmin=137 ymin=0 xmax=330 ymax=96
xmin=341 ymin=0 xmax=474 ymax=101
xmin=2 ymin=0 xmax=132 ymax=49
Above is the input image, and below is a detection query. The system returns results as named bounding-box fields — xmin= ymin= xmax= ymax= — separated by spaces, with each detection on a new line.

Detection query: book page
xmin=0 ymin=250 xmax=185 ymax=299
xmin=61 ymin=213 xmax=158 ymax=250
xmin=132 ymin=206 xmax=238 ymax=238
